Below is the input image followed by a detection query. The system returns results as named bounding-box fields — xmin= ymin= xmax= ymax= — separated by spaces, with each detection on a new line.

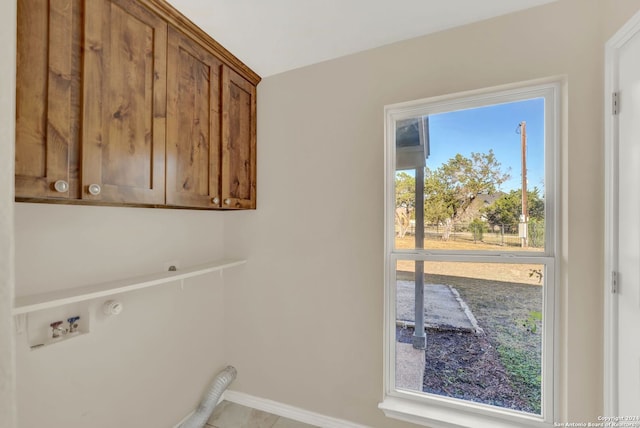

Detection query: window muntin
xmin=384 ymin=82 xmax=558 ymax=427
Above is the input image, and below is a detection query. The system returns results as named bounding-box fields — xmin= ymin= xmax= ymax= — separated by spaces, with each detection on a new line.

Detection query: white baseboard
xmin=173 ymin=394 xmax=226 ymax=428
xmin=172 ymin=410 xmax=194 ymax=428
xmin=223 ymin=390 xmax=371 ymax=428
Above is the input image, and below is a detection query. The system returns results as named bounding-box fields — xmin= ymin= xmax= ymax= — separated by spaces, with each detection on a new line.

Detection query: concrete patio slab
xmin=396 ymin=282 xmax=483 ymax=334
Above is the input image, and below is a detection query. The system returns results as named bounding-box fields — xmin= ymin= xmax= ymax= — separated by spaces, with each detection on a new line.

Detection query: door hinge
xmin=611 ymin=271 xmax=618 ymax=294
xmin=612 ymin=92 xmax=619 ymax=115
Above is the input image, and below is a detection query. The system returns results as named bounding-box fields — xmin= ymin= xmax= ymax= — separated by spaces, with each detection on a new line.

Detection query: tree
xmin=424 ymin=167 xmax=455 ymax=224
xmin=425 ymin=150 xmax=510 ymax=223
xmin=394 ymin=151 xmax=510 ymax=241
xmin=395 ymin=172 xmax=416 ymax=237
xmin=469 ymin=218 xmax=486 ymax=243
xmin=395 ymin=171 xmax=416 ymax=209
xmin=483 ymin=187 xmax=544 ymax=228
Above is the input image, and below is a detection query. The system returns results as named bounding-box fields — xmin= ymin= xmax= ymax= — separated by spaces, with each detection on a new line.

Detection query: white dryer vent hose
xmin=179 ymin=365 xmax=237 ymax=428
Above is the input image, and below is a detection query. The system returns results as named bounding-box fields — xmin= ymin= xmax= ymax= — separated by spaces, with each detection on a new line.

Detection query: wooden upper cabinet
xmin=221 ymin=67 xmax=257 ymax=209
xmin=15 ymin=0 xmax=81 ymax=199
xmin=166 ymin=27 xmax=222 ymax=208
xmin=81 ymin=0 xmax=167 ymax=204
xmin=15 ymin=0 xmax=259 ymax=209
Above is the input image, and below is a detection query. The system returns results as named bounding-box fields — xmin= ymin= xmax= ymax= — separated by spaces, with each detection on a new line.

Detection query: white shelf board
xmin=13 ymin=259 xmax=246 ymax=315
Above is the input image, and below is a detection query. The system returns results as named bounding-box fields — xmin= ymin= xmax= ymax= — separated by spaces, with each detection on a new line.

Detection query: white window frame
xmin=380 ymin=79 xmax=561 ymax=428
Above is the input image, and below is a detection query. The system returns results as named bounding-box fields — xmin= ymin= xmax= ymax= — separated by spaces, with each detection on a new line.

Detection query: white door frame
xmin=603 ymin=8 xmax=640 ymax=417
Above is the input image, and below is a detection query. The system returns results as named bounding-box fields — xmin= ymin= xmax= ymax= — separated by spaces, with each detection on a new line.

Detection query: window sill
xmin=379 ymin=395 xmax=552 ymax=428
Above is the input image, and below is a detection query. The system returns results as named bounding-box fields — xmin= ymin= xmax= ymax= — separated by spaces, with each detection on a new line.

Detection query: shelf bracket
xmin=15 ymin=313 xmax=27 ymax=335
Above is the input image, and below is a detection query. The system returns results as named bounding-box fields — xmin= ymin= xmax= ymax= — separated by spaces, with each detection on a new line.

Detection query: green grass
xmin=496 ymin=343 xmax=541 ymax=414
xmin=423 ymin=272 xmax=543 ymax=413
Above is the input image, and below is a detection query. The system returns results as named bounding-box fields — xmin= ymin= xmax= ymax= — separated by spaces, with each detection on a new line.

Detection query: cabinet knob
xmin=212 ymin=197 xmax=220 ymax=204
xmin=88 ymin=184 xmax=101 ymax=196
xmin=224 ymin=198 xmax=231 ymax=206
xmin=53 ymin=180 xmax=69 ymax=193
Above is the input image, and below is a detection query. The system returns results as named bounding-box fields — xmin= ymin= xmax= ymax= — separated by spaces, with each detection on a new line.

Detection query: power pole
xmin=519 ymin=121 xmax=528 ymax=248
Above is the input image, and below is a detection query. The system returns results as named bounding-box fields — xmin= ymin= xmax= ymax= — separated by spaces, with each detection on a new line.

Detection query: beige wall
xmin=3 ymin=0 xmax=640 ymax=427
xmin=0 ymin=1 xmax=17 ymax=427
xmin=222 ymin=0 xmax=633 ymax=426
xmin=12 ymin=205 xmax=233 ymax=428
xmin=604 ymin=0 xmax=640 ymax=38
xmin=14 ymin=204 xmax=230 ymax=427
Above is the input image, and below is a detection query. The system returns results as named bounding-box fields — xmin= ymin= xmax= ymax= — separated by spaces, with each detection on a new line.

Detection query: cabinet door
xmin=15 ymin=0 xmax=81 ymax=199
xmin=166 ymin=27 xmax=222 ymax=208
xmin=221 ymin=66 xmax=257 ymax=209
xmin=82 ymin=0 xmax=167 ymax=204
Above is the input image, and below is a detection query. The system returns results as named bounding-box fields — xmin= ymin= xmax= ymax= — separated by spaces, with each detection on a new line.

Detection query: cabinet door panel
xmin=166 ymin=27 xmax=221 ymax=208
xmin=15 ymin=0 xmax=80 ymax=199
xmin=82 ymin=0 xmax=166 ymax=204
xmin=221 ymin=66 xmax=256 ymax=209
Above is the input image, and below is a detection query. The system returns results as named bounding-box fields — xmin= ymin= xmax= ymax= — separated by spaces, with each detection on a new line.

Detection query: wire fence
xmin=401 ymin=220 xmax=545 ymax=248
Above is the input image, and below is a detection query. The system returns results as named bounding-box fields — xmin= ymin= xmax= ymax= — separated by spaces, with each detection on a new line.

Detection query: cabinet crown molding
xmin=138 ymin=0 xmax=261 ymax=85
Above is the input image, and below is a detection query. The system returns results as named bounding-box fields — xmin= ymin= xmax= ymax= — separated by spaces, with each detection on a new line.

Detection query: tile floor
xmin=207 ymin=401 xmax=318 ymax=428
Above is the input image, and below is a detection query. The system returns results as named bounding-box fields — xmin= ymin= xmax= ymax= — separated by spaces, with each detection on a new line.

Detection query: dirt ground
xmin=395 ymin=236 xmax=545 ymax=286
xmin=397 ymin=326 xmax=532 ymax=412
xmin=394 ymin=236 xmax=544 ymax=414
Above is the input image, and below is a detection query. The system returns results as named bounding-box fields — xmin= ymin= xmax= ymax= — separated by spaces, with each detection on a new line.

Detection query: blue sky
xmin=426 ymin=97 xmax=545 ymax=193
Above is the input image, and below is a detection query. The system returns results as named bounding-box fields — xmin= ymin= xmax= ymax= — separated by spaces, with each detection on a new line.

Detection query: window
xmin=380 ymin=81 xmax=559 ymax=428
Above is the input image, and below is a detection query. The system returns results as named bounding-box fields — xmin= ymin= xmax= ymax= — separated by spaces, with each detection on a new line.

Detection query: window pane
xmin=395 ymin=260 xmax=544 ymax=415
xmin=394 ymin=99 xmax=546 ymax=252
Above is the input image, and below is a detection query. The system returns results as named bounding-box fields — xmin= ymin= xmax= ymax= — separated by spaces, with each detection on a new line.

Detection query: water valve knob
xmin=67 ymin=316 xmax=80 ymax=333
xmin=50 ymin=321 xmax=63 ymax=329
xmin=50 ymin=321 xmax=67 ymax=338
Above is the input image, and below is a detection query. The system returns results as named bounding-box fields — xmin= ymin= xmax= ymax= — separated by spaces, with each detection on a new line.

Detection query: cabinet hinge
xmin=611 ymin=271 xmax=618 ymax=294
xmin=612 ymin=92 xmax=620 ymax=115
